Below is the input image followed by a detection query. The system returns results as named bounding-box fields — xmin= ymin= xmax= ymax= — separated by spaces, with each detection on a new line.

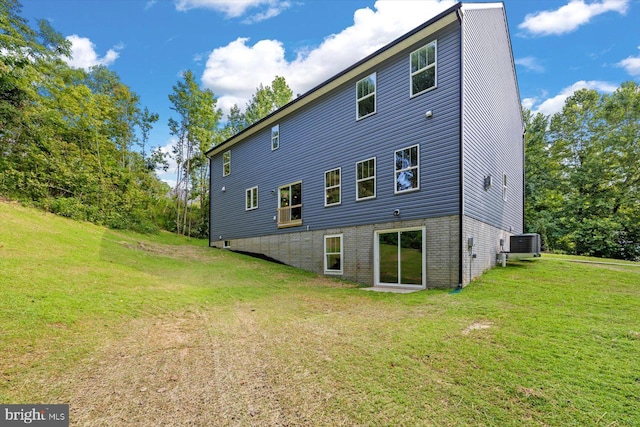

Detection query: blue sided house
xmin=206 ymin=2 xmax=524 ymax=289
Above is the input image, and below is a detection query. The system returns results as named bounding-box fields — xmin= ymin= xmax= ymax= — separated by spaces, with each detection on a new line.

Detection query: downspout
xmin=522 ymin=126 xmax=526 ymax=234
xmin=208 ymin=156 xmax=213 ymax=247
xmin=457 ymin=7 xmax=464 ymax=288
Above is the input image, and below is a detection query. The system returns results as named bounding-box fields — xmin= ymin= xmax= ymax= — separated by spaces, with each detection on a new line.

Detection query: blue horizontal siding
xmin=211 ymin=22 xmax=461 ymax=242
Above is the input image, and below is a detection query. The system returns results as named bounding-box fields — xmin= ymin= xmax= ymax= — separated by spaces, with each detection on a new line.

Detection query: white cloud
xmin=63 ymin=35 xmax=122 ymax=69
xmin=515 ymin=56 xmax=545 ymax=72
xmin=155 ymin=139 xmax=180 ymax=186
xmin=526 ymin=80 xmax=618 ymax=116
xmin=201 ymin=0 xmax=456 ymax=115
xmin=174 ymin=0 xmax=291 ymax=21
xmin=518 ymin=0 xmax=629 ymax=36
xmin=521 ymin=97 xmax=537 ymax=111
xmin=616 ymin=46 xmax=640 ymax=76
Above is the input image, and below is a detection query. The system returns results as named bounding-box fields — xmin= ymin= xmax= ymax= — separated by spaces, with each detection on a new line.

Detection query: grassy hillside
xmin=1 ymin=201 xmax=639 ymax=425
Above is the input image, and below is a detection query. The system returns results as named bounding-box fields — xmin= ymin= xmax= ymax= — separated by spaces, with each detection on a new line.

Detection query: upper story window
xmin=246 ymin=186 xmax=258 ymax=211
xmin=395 ymin=145 xmax=419 ymax=193
xmin=222 ymin=150 xmax=231 ymax=176
xmin=410 ymin=41 xmax=436 ymax=97
xmin=325 ymin=168 xmax=341 ymax=207
xmin=356 ymin=157 xmax=376 ymax=201
xmin=271 ymin=125 xmax=280 ymax=151
xmin=356 ymin=73 xmax=376 ymax=120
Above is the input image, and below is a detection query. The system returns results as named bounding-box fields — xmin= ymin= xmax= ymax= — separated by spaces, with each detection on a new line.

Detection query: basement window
xmin=324 ymin=234 xmax=343 ymax=274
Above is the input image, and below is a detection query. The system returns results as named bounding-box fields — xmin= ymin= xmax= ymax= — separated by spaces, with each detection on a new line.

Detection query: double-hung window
xmin=356 ymin=157 xmax=376 ymax=200
xmin=271 ymin=125 xmax=280 ymax=150
xmin=246 ymin=186 xmax=258 ymax=210
xmin=222 ymin=150 xmax=231 ymax=176
xmin=356 ymin=73 xmax=376 ymax=119
xmin=324 ymin=234 xmax=343 ymax=274
xmin=324 ymin=168 xmax=341 ymax=206
xmin=410 ymin=41 xmax=436 ymax=96
xmin=395 ymin=145 xmax=419 ymax=193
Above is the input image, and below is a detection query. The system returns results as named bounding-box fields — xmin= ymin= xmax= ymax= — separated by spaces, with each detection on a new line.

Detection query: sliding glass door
xmin=375 ymin=227 xmax=425 ymax=288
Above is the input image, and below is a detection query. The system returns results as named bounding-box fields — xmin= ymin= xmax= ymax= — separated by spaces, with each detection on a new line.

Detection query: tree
xmin=222 ymin=75 xmax=293 ymax=138
xmin=244 ymin=75 xmax=293 ymax=126
xmin=168 ymin=70 xmax=222 ymax=236
xmin=0 ymin=0 xmax=70 ymax=131
xmin=222 ymin=104 xmax=246 ymax=138
xmin=600 ymin=82 xmax=640 ymax=259
xmin=523 ymin=109 xmax=563 ymax=251
xmin=541 ymin=84 xmax=640 ymax=260
xmin=1 ymin=2 xmax=170 ymax=233
xmin=137 ymin=106 xmax=159 ymax=167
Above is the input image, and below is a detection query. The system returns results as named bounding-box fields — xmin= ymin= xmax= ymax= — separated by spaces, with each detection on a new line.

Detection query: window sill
xmin=277 ymin=220 xmax=303 ymax=229
xmin=394 ymin=187 xmax=420 ymax=195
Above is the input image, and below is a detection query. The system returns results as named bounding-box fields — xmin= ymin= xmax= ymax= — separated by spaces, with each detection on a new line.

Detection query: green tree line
xmin=1 ymin=0 xmax=292 ymax=237
xmin=1 ymin=0 xmax=170 ymax=232
xmin=5 ymin=0 xmax=636 ymax=256
xmin=524 ymin=81 xmax=640 ymax=260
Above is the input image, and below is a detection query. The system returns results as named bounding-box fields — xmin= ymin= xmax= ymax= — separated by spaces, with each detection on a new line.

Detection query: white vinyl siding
xmin=502 ymin=173 xmax=507 ymax=201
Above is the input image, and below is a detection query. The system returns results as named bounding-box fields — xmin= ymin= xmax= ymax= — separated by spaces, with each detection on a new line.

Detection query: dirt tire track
xmin=54 ymin=306 xmax=345 ymax=426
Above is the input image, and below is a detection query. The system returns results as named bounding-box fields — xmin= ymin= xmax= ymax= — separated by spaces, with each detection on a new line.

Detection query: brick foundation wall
xmin=212 ymin=216 xmax=461 ymax=288
xmin=461 ymin=215 xmax=514 ymax=285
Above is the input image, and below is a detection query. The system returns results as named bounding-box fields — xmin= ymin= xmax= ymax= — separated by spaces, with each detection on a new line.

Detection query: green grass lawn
xmin=1 ymin=201 xmax=639 ymax=425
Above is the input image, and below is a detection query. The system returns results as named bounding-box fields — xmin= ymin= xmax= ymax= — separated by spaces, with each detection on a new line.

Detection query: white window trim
xmin=223 ymin=240 xmax=231 ymax=248
xmin=222 ymin=150 xmax=231 ymax=177
xmin=324 ymin=234 xmax=344 ymax=275
xmin=394 ymin=145 xmax=420 ymax=194
xmin=271 ymin=124 xmax=280 ymax=151
xmin=356 ymin=72 xmax=376 ymax=120
xmin=502 ymin=173 xmax=507 ymax=201
xmin=245 ymin=186 xmax=258 ymax=211
xmin=374 ymin=227 xmax=426 ymax=289
xmin=324 ymin=167 xmax=341 ymax=207
xmin=356 ymin=157 xmax=376 ymax=201
xmin=277 ymin=181 xmax=303 ymax=228
xmin=409 ymin=40 xmax=437 ymax=98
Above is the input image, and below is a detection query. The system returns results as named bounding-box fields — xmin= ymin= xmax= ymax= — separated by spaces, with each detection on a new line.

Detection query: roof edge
xmin=205 ymin=2 xmax=463 ymax=158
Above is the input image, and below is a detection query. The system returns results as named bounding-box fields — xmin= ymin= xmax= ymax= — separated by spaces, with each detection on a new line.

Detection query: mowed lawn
xmin=1 ymin=201 xmax=639 ymax=426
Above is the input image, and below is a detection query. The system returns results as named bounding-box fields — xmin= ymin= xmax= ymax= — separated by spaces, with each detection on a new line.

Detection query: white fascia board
xmin=460 ymin=3 xmax=504 ymax=11
xmin=207 ymin=11 xmax=459 ymax=158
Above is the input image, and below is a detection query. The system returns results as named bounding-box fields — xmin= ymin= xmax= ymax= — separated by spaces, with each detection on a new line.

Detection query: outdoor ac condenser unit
xmin=509 ymin=233 xmax=541 ymax=256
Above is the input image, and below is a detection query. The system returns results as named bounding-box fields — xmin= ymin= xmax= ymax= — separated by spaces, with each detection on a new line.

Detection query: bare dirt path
xmin=53 ymin=306 xmax=348 ymax=426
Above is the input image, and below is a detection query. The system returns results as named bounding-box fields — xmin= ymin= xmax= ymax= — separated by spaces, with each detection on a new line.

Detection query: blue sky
xmin=20 ymin=0 xmax=640 ymax=184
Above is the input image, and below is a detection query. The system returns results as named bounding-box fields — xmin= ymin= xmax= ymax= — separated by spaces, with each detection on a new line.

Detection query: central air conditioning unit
xmin=508 ymin=233 xmax=541 ymax=259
